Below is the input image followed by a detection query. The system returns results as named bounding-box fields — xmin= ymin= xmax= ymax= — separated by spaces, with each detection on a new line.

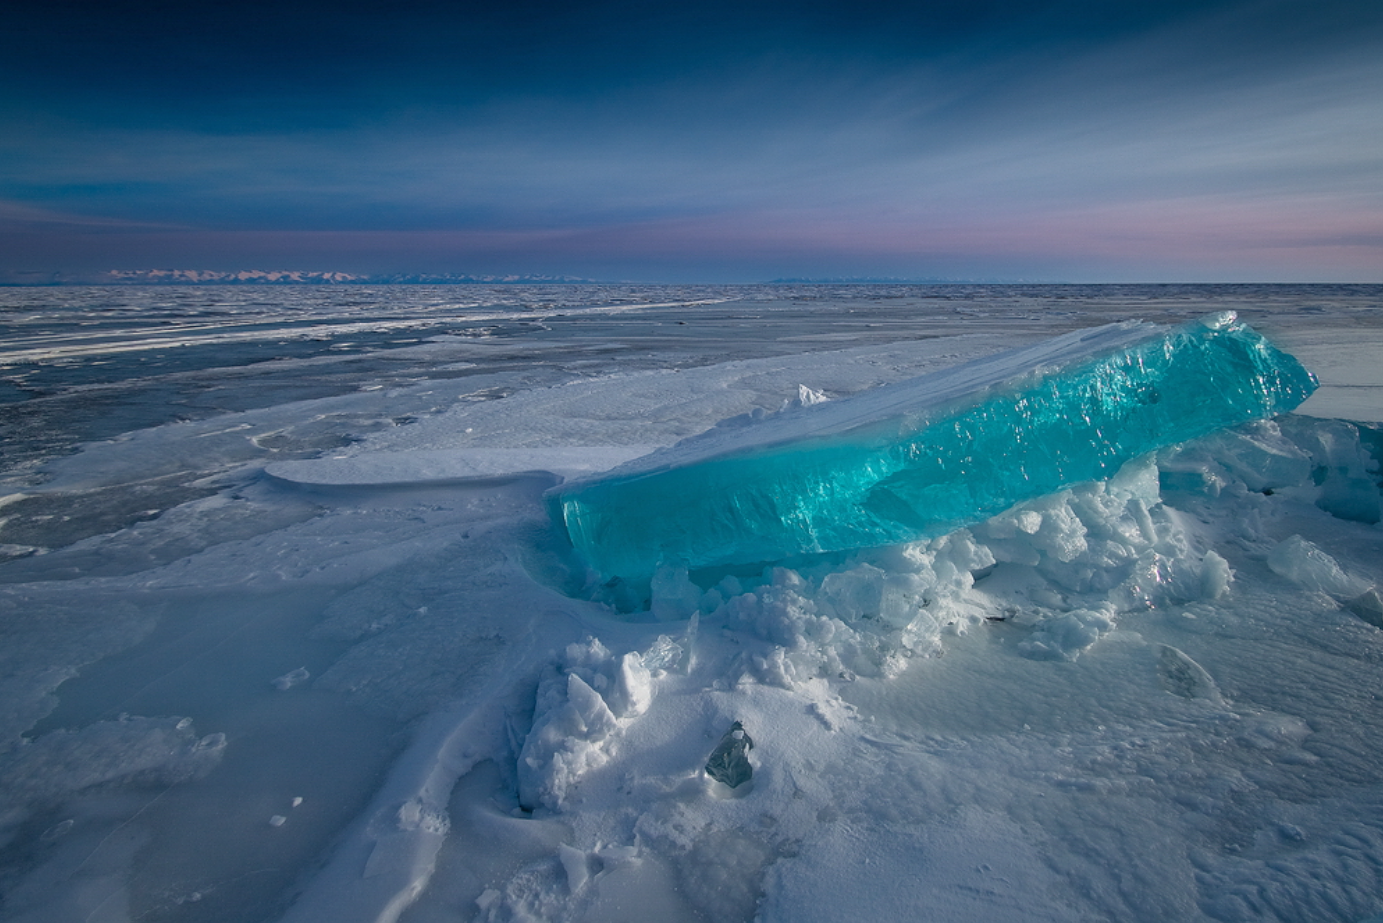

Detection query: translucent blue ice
xmin=550 ymin=313 xmax=1317 ymax=587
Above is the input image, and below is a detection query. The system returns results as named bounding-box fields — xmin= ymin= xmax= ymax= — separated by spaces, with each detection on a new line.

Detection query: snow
xmin=267 ymin=447 xmax=656 ymax=487
xmin=1 ymin=286 xmax=1382 ymax=923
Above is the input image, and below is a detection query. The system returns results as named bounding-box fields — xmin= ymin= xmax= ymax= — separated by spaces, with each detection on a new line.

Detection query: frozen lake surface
xmin=1 ymin=284 xmax=1381 ymax=922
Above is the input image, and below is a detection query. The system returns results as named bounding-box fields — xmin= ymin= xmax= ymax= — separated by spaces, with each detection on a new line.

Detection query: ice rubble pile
xmin=507 ymin=415 xmax=1378 ymax=853
xmin=649 ymin=454 xmax=1217 ymax=683
xmin=623 ymin=413 xmax=1381 ymax=686
xmin=551 ymin=312 xmax=1317 ymax=588
xmin=518 ymin=638 xmax=655 ymax=811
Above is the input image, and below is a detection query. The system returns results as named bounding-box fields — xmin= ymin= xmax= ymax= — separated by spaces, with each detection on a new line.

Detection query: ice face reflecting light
xmin=552 ymin=313 xmax=1317 ymax=588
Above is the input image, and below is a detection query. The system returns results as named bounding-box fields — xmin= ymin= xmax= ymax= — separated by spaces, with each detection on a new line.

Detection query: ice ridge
xmin=550 ymin=312 xmax=1317 ymax=589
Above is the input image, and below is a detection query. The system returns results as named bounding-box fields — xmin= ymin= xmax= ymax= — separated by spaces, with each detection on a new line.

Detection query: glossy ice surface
xmin=553 ymin=313 xmax=1317 ymax=585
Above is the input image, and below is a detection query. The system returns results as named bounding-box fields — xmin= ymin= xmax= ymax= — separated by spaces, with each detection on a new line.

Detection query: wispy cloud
xmin=2 ymin=0 xmax=1379 ymax=279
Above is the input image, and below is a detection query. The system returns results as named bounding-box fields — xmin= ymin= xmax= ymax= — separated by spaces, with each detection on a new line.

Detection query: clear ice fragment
xmin=642 ymin=634 xmax=685 ymax=671
xmin=705 ymin=721 xmax=754 ymax=788
xmin=1347 ymin=588 xmax=1383 ymax=629
xmin=1267 ymin=534 xmax=1370 ymax=598
xmin=550 ymin=313 xmax=1316 ymax=587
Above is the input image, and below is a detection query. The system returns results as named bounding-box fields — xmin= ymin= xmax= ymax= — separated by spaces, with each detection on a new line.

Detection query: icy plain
xmin=1 ymin=284 xmax=1382 ymax=923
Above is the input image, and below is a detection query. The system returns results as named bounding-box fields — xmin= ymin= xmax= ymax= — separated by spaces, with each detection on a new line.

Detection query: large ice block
xmin=549 ymin=313 xmax=1316 ymax=588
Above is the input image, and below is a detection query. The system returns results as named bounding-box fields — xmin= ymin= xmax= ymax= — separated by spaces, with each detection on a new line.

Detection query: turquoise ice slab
xmin=549 ymin=313 xmax=1317 ymax=587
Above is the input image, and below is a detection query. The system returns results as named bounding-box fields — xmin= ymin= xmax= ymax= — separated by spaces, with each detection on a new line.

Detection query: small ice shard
xmin=1017 ymin=608 xmax=1113 ymax=662
xmin=705 ymin=721 xmax=754 ymax=788
xmin=269 ymin=815 xmax=287 ymax=827
xmin=273 ymin=667 xmax=310 ymax=691
xmin=551 ymin=313 xmax=1316 ymax=587
xmin=1200 ymin=550 xmax=1234 ymax=600
xmin=1156 ymin=644 xmax=1224 ymax=704
xmin=594 ymin=844 xmax=641 ymax=867
xmin=1346 ymin=588 xmax=1383 ymax=629
xmin=1266 ymin=535 xmax=1370 ymax=598
xmin=642 ymin=634 xmax=684 ymax=672
xmin=195 ymin=732 xmax=227 ymax=752
xmin=607 ymin=651 xmax=653 ymax=719
xmin=559 ymin=843 xmax=590 ymax=892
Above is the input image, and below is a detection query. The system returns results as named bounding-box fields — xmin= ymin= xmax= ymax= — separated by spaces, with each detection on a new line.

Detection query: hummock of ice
xmin=518 ymin=638 xmax=654 ymax=811
xmin=658 ymin=452 xmax=1225 ymax=683
xmin=551 ymin=312 xmax=1317 ymax=589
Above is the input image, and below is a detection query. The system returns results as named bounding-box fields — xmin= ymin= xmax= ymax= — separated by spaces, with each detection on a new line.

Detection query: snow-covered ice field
xmin=1 ymin=284 xmax=1382 ymax=923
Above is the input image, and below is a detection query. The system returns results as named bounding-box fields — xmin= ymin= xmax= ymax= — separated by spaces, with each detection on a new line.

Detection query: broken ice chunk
xmin=272 ymin=666 xmax=310 ymax=691
xmin=1016 ymin=608 xmax=1113 ymax=661
xmin=1156 ymin=644 xmax=1224 ymax=704
xmin=551 ymin=313 xmax=1316 ymax=587
xmin=705 ymin=721 xmax=754 ymax=788
xmin=1267 ymin=535 xmax=1370 ymax=599
xmin=1347 ymin=588 xmax=1383 ymax=629
xmin=559 ymin=843 xmax=591 ymax=892
xmin=642 ymin=634 xmax=685 ymax=672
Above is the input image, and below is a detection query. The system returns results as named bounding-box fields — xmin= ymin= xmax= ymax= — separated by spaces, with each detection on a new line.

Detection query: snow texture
xmin=2 ymin=285 xmax=1382 ymax=923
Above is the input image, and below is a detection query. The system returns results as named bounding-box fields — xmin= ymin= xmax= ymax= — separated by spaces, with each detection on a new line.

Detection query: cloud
xmin=2 ymin=0 xmax=1380 ymax=278
xmin=0 ymin=199 xmax=185 ymax=230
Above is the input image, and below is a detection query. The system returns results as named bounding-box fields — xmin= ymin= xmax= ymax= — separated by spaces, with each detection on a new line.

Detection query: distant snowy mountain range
xmin=0 ymin=269 xmax=598 ymax=286
xmin=767 ymin=276 xmax=1029 ymax=284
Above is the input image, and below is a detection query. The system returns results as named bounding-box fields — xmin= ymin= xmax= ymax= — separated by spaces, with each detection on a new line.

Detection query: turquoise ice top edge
xmin=548 ymin=312 xmax=1318 ymax=589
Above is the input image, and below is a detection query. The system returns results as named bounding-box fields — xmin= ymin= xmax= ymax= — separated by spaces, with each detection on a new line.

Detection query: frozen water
xmin=552 ymin=312 xmax=1316 ymax=589
xmin=1267 ymin=534 xmax=1372 ymax=598
xmin=704 ymin=721 xmax=754 ymax=788
xmin=517 ymin=639 xmax=654 ymax=812
xmin=1155 ymin=644 xmax=1225 ymax=704
xmin=1 ymin=285 xmax=1382 ymax=923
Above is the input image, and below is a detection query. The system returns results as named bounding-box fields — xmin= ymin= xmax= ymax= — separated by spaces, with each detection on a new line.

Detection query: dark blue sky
xmin=3 ymin=0 xmax=1380 ymax=281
